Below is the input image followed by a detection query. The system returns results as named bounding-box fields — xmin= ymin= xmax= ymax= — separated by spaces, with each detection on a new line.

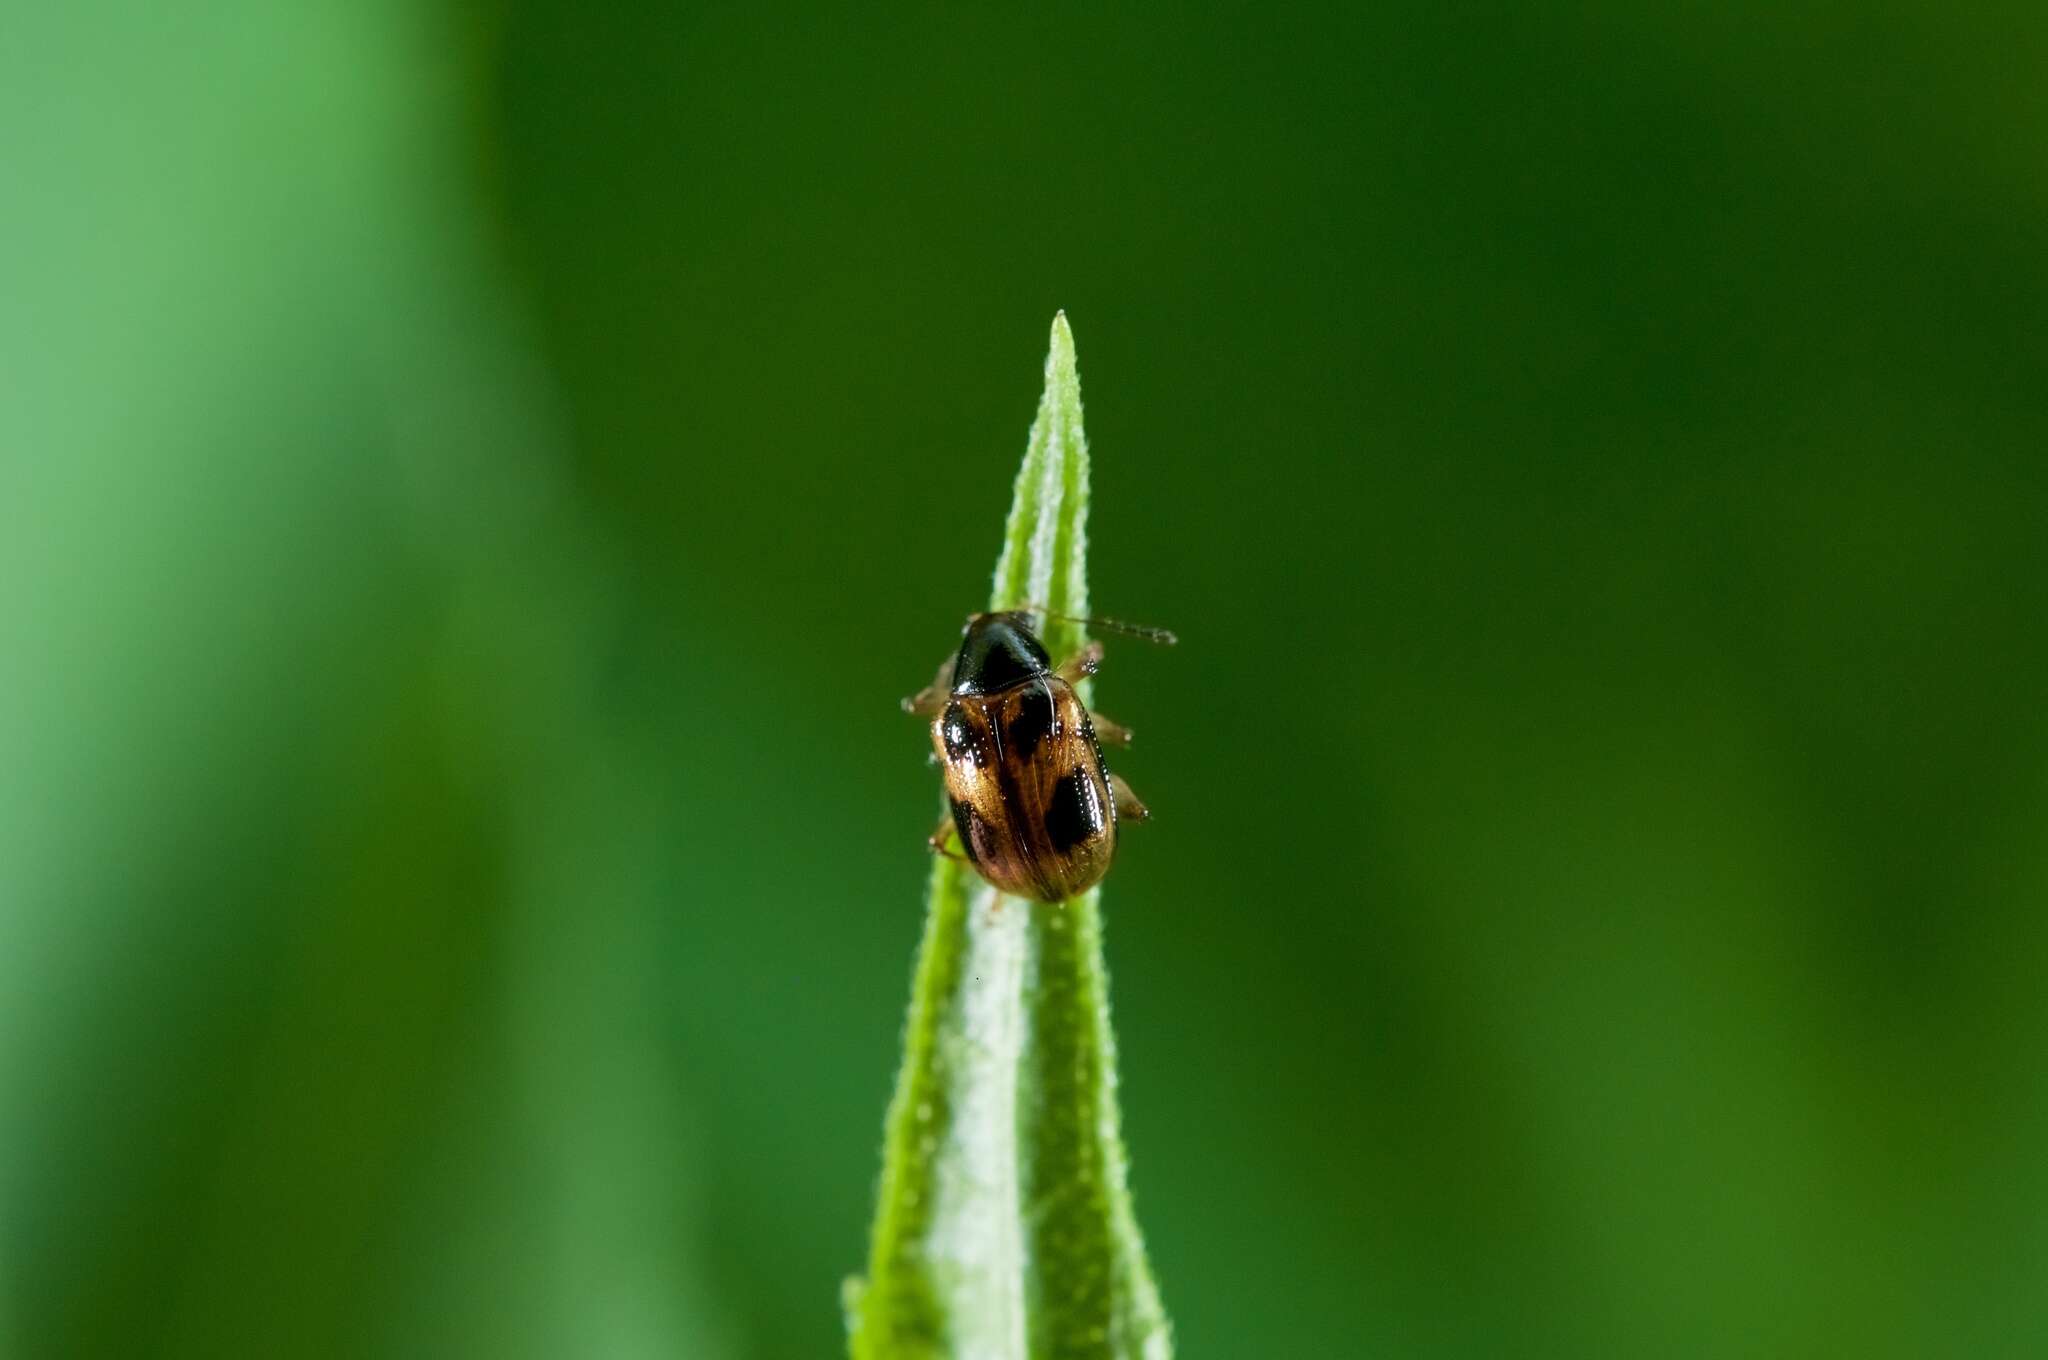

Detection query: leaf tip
xmin=1047 ymin=310 xmax=1077 ymax=376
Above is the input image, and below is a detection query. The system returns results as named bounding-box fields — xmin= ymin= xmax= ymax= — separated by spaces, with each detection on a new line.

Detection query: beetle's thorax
xmin=949 ymin=612 xmax=1052 ymax=696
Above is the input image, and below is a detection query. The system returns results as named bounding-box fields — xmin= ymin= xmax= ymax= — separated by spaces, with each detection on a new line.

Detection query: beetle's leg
xmin=927 ymin=812 xmax=968 ymax=861
xmin=1053 ymin=640 xmax=1104 ymax=685
xmin=1086 ymin=712 xmax=1134 ymax=746
xmin=1109 ymin=772 xmax=1151 ymax=823
xmin=901 ymin=654 xmax=958 ymax=717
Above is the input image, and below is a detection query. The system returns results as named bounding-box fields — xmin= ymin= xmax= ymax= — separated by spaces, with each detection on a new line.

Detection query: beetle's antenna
xmin=1019 ymin=605 xmax=1177 ymax=646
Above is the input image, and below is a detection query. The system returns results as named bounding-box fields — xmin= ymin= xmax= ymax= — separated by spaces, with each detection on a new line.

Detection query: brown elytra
xmin=905 ymin=611 xmax=1154 ymax=902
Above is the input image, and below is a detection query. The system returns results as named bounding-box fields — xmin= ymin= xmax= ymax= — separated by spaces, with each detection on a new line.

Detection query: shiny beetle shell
xmin=933 ymin=614 xmax=1119 ymax=901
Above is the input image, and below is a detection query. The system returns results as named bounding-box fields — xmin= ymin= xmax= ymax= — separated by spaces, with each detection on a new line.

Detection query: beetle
xmin=903 ymin=608 xmax=1171 ymax=902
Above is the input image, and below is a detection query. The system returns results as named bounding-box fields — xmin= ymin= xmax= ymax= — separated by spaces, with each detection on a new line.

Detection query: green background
xmin=5 ymin=2 xmax=2046 ymax=1356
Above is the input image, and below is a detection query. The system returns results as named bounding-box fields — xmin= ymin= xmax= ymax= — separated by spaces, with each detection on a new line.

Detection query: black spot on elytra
xmin=948 ymin=797 xmax=984 ymax=865
xmin=941 ymin=702 xmax=976 ymax=763
xmin=1006 ymin=683 xmax=1056 ymax=757
xmin=1042 ymin=766 xmax=1104 ymax=854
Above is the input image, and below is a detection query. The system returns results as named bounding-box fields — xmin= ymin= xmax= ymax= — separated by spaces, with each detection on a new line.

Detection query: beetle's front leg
xmin=1053 ymin=640 xmax=1104 ymax=685
xmin=901 ymin=654 xmax=958 ymax=717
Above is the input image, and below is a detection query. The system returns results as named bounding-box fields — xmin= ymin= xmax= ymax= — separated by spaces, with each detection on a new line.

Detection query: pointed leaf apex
xmin=1049 ymin=311 xmax=1079 ymax=372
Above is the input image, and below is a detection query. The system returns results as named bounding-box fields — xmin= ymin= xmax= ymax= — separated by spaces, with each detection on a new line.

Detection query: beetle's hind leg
xmin=927 ymin=812 xmax=968 ymax=861
xmin=901 ymin=654 xmax=958 ymax=717
xmin=1109 ymin=772 xmax=1151 ymax=823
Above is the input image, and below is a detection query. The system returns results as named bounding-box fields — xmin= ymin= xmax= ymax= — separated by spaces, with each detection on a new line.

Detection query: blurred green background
xmin=5 ymin=2 xmax=2046 ymax=1356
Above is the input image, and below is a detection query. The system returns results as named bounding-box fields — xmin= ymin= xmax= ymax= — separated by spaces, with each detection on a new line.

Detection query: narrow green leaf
xmin=847 ymin=315 xmax=1173 ymax=1360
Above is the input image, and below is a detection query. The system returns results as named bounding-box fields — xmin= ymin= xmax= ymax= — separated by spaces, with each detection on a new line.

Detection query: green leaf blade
xmin=849 ymin=315 xmax=1172 ymax=1360
xmin=992 ymin=312 xmax=1091 ymax=649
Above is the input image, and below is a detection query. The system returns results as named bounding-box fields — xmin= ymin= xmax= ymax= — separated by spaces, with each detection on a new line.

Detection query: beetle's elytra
xmin=904 ymin=609 xmax=1166 ymax=902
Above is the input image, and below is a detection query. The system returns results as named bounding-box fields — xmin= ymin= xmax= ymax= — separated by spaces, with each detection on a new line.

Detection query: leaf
xmin=847 ymin=315 xmax=1173 ymax=1360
